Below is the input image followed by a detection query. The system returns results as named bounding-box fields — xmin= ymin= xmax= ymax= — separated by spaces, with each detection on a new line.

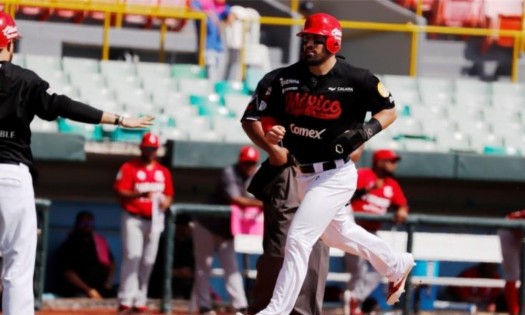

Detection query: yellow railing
xmin=2 ymin=0 xmax=525 ymax=81
xmin=2 ymin=0 xmax=207 ymax=65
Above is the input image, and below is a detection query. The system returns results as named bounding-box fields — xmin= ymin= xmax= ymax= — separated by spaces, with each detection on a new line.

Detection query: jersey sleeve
xmin=241 ymin=68 xmax=282 ymax=122
xmin=361 ymin=71 xmax=396 ymax=115
xmin=114 ymin=163 xmax=134 ymax=192
xmin=390 ymin=180 xmax=408 ymax=208
xmin=30 ymin=74 xmax=103 ymax=123
xmin=356 ymin=168 xmax=376 ymax=190
xmin=221 ymin=167 xmax=243 ymax=199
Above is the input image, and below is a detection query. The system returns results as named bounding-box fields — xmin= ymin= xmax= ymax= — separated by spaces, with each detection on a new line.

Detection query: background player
xmin=0 ymin=11 xmax=153 ymax=315
xmin=191 ymin=146 xmax=260 ymax=315
xmin=245 ymin=13 xmax=415 ymax=315
xmin=346 ymin=149 xmax=409 ymax=315
xmin=498 ymin=209 xmax=525 ymax=315
xmin=114 ymin=132 xmax=173 ymax=314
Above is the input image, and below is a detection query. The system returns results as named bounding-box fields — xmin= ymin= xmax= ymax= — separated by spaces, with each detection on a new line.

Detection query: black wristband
xmin=361 ymin=117 xmax=382 ymax=141
xmin=114 ymin=114 xmax=120 ymax=125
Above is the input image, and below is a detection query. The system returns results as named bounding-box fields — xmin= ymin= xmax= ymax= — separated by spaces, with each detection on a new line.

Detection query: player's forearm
xmin=371 ymin=107 xmax=397 ymax=131
xmin=242 ymin=120 xmax=278 ymax=154
xmin=64 ymin=270 xmax=91 ymax=293
xmin=231 ymin=196 xmax=263 ymax=208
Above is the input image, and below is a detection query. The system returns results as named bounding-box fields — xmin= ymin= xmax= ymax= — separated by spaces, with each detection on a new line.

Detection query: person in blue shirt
xmin=192 ymin=0 xmax=232 ymax=82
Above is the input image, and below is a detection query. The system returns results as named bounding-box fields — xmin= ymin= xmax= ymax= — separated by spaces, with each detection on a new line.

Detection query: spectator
xmin=192 ymin=0 xmax=232 ymax=82
xmin=192 ymin=146 xmax=262 ymax=315
xmin=446 ymin=263 xmax=503 ymax=312
xmin=346 ymin=149 xmax=409 ymax=315
xmin=114 ymin=132 xmax=174 ymax=314
xmin=498 ymin=209 xmax=525 ymax=315
xmin=55 ymin=211 xmax=116 ymax=299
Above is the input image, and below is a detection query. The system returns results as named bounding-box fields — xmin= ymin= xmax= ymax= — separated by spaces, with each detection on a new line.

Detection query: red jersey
xmin=351 ymin=168 xmax=408 ymax=231
xmin=114 ymin=159 xmax=174 ymax=218
xmin=507 ymin=209 xmax=525 ymax=220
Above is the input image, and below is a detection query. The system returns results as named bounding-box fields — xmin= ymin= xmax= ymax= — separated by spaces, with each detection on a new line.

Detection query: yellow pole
xmin=102 ymin=10 xmax=111 ymax=61
xmin=240 ymin=19 xmax=247 ymax=81
xmin=159 ymin=18 xmax=167 ymax=63
xmin=415 ymin=0 xmax=423 ymax=16
xmin=409 ymin=23 xmax=418 ymax=77
xmin=198 ymin=15 xmax=206 ymax=67
xmin=115 ymin=0 xmax=123 ymax=29
xmin=290 ymin=0 xmax=299 ymax=13
xmin=512 ymin=34 xmax=520 ymax=82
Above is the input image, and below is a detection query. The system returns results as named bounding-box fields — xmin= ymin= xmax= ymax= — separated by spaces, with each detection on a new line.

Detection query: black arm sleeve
xmin=31 ymin=78 xmax=103 ymax=123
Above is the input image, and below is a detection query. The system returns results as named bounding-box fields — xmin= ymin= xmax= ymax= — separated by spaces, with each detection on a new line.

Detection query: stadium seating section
xmin=23 ymin=53 xmax=525 ymax=156
xmin=395 ymin=0 xmax=523 ymax=50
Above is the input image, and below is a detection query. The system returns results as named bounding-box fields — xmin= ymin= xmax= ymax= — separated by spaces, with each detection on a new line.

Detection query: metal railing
xmin=2 ymin=0 xmax=207 ymax=65
xmin=35 ymin=198 xmax=51 ymax=311
xmin=161 ymin=203 xmax=525 ymax=315
xmin=3 ymin=0 xmax=525 ymax=80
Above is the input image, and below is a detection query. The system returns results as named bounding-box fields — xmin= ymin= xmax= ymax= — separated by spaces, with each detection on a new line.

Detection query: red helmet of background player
xmin=296 ymin=13 xmax=342 ymax=54
xmin=0 ymin=12 xmax=21 ymax=49
xmin=238 ymin=146 xmax=259 ymax=163
xmin=373 ymin=149 xmax=401 ymax=163
xmin=140 ymin=132 xmax=160 ymax=149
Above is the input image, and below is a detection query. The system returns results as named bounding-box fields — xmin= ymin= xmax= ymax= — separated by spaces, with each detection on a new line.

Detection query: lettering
xmin=279 ymin=78 xmax=300 ymax=86
xmin=289 ymin=123 xmax=326 ymax=139
xmin=285 ymin=92 xmax=342 ymax=119
xmin=363 ymin=194 xmax=391 ymax=211
xmin=0 ymin=130 xmax=15 ymax=139
xmin=134 ymin=182 xmax=165 ymax=193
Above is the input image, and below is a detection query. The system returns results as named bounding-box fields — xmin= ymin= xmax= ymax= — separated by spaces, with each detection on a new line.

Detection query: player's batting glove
xmin=330 ymin=118 xmax=383 ymax=159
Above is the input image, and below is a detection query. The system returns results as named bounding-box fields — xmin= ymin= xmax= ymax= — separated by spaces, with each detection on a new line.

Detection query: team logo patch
xmin=377 ymin=82 xmax=390 ymax=98
xmin=137 ymin=170 xmax=146 ymax=180
xmin=384 ymin=186 xmax=393 ymax=198
xmin=46 ymin=87 xmax=56 ymax=96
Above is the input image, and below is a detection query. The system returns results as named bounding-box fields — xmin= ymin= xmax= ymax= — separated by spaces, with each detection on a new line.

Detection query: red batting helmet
xmin=297 ymin=13 xmax=342 ymax=54
xmin=238 ymin=146 xmax=259 ymax=163
xmin=0 ymin=12 xmax=21 ymax=49
xmin=140 ymin=132 xmax=160 ymax=149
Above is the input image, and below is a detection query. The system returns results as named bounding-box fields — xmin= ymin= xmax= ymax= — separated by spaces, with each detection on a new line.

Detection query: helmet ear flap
xmin=325 ymin=36 xmax=340 ymax=54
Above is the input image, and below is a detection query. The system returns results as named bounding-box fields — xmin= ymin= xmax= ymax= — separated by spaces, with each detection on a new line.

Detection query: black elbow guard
xmin=330 ymin=118 xmax=383 ymax=158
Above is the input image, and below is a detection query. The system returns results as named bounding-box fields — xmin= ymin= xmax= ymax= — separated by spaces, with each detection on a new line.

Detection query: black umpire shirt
xmin=0 ymin=61 xmax=103 ymax=166
xmin=260 ymin=59 xmax=395 ymax=165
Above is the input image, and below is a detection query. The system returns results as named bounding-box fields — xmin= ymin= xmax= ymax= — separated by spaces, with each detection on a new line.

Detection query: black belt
xmin=127 ymin=212 xmax=152 ymax=221
xmin=0 ymin=160 xmax=21 ymax=165
xmin=298 ymin=156 xmax=349 ymax=174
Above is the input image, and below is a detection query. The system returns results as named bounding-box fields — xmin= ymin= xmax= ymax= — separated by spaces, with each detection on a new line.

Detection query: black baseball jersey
xmin=0 ymin=61 xmax=103 ymax=166
xmin=242 ymin=67 xmax=284 ymax=122
xmin=260 ymin=59 xmax=395 ymax=164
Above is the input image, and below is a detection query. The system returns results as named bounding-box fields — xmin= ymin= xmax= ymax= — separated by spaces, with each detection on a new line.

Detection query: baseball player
xmin=243 ymin=13 xmax=415 ymax=315
xmin=498 ymin=209 xmax=525 ymax=315
xmin=192 ymin=146 xmax=260 ymax=315
xmin=346 ymin=149 xmax=409 ymax=315
xmin=114 ymin=132 xmax=174 ymax=314
xmin=0 ymin=12 xmax=153 ymax=315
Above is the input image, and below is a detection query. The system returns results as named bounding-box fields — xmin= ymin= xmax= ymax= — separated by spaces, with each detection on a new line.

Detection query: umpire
xmin=241 ymin=69 xmax=330 ymax=315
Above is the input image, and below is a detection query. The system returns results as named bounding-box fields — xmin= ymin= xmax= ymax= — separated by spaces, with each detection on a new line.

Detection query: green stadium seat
xmin=171 ymin=64 xmax=207 ymax=79
xmin=214 ymin=80 xmax=250 ymax=96
xmin=189 ymin=94 xmax=231 ymax=117
xmin=110 ymin=127 xmax=148 ymax=143
xmin=57 ymin=118 xmax=103 ymax=141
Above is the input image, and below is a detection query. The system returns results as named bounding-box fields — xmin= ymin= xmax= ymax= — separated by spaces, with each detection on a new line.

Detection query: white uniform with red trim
xmin=115 ymin=158 xmax=174 ymax=309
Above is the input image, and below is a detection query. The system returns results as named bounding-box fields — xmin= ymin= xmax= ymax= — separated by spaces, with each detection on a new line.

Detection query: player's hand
xmin=268 ymin=146 xmax=288 ymax=166
xmin=86 ymin=288 xmax=103 ymax=299
xmin=121 ymin=115 xmax=155 ymax=128
xmin=394 ymin=208 xmax=408 ymax=224
xmin=265 ymin=125 xmax=286 ymax=145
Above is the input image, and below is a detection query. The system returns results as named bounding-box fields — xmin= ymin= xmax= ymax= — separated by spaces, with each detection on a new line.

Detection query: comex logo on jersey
xmin=289 ymin=124 xmax=326 ymax=139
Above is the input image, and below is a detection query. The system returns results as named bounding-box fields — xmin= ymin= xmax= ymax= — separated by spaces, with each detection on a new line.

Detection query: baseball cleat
xmin=386 ymin=256 xmax=415 ymax=305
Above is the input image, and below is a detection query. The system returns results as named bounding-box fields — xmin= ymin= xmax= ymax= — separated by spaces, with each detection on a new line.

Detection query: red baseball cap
xmin=238 ymin=146 xmax=259 ymax=163
xmin=140 ymin=132 xmax=160 ymax=149
xmin=373 ymin=149 xmax=401 ymax=163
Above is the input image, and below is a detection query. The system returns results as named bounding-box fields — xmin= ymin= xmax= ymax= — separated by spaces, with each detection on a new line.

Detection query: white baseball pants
xmin=498 ymin=229 xmax=520 ymax=280
xmin=257 ymin=161 xmax=413 ymax=315
xmin=192 ymin=221 xmax=248 ymax=311
xmin=118 ymin=212 xmax=162 ymax=307
xmin=0 ymin=163 xmax=37 ymax=315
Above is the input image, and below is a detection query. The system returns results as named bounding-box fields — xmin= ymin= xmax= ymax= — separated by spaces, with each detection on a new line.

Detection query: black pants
xmin=247 ymin=160 xmax=329 ymax=315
